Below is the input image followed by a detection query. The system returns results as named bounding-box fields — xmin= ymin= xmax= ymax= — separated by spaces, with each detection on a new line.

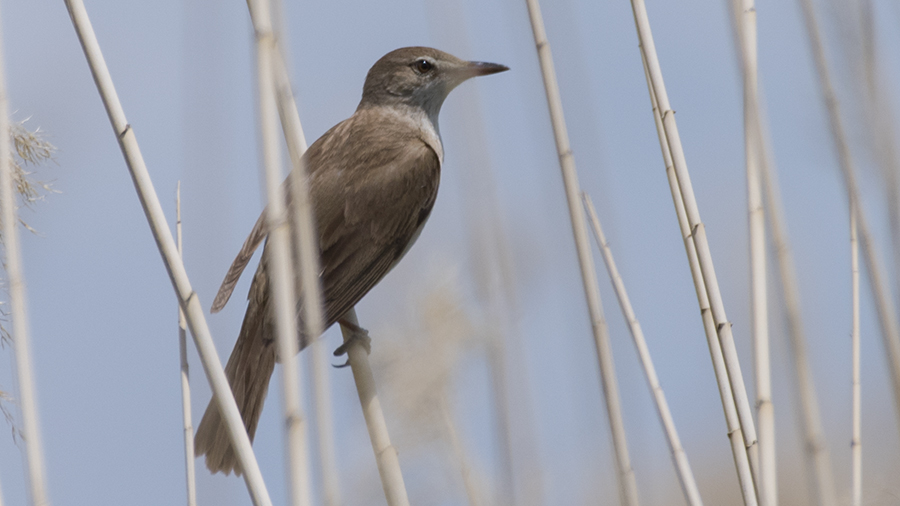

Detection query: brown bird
xmin=194 ymin=46 xmax=508 ymax=475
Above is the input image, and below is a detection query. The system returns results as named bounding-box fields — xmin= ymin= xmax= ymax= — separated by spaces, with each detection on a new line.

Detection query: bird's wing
xmin=211 ymin=210 xmax=269 ymax=313
xmin=308 ymin=121 xmax=442 ymax=325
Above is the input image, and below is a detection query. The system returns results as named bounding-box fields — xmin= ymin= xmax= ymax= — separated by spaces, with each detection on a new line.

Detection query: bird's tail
xmin=194 ymin=286 xmax=276 ymax=476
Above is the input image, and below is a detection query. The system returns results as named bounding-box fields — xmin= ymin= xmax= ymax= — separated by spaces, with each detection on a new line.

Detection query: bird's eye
xmin=414 ymin=59 xmax=433 ymax=74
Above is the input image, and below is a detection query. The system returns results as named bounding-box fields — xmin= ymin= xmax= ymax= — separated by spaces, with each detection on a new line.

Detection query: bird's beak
xmin=463 ymin=61 xmax=510 ymax=78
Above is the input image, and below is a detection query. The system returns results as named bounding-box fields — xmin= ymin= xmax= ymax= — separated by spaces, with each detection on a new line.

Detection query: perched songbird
xmin=194 ymin=47 xmax=508 ymax=475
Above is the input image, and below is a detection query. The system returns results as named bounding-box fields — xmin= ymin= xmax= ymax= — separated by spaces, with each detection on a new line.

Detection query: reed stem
xmin=0 ymin=5 xmax=50 ymax=504
xmin=523 ymin=1 xmax=641 ymax=504
xmin=583 ymin=193 xmax=703 ymax=506
xmin=176 ymin=183 xmax=197 ymax=506
xmin=339 ymin=308 xmax=411 ymax=506
xmin=629 ymin=0 xmax=761 ymax=496
xmin=796 ymin=0 xmax=900 ymax=447
xmin=637 ymin=30 xmax=758 ymax=506
xmin=64 ymin=1 xmax=272 ymax=503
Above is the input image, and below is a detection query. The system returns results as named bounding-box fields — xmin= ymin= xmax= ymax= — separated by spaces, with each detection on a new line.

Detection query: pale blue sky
xmin=3 ymin=0 xmax=900 ymax=505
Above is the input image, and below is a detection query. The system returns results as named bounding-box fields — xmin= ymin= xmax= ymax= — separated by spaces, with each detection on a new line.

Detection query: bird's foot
xmin=332 ymin=319 xmax=372 ymax=368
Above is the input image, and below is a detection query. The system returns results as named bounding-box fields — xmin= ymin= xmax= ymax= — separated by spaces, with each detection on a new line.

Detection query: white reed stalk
xmin=638 ymin=50 xmax=759 ymax=506
xmin=629 ymin=0 xmax=761 ymax=490
xmin=857 ymin=0 xmax=900 ymax=324
xmin=439 ymin=394 xmax=484 ymax=506
xmin=732 ymin=1 xmax=775 ymax=503
xmin=582 ymin=193 xmax=703 ymax=506
xmin=0 ymin=7 xmax=49 ymax=505
xmin=796 ymin=0 xmax=900 ymax=431
xmin=241 ymin=2 xmax=342 ymax=502
xmin=249 ymin=1 xmax=312 ymax=504
xmin=728 ymin=9 xmax=838 ymax=504
xmin=269 ymin=22 xmax=344 ymax=506
xmin=523 ymin=2 xmax=641 ymax=504
xmin=176 ymin=182 xmax=197 ymax=506
xmin=758 ymin=156 xmax=837 ymax=506
xmin=338 ymin=308 xmax=410 ymax=506
xmin=851 ymin=205 xmax=861 ymax=506
xmin=62 ymin=2 xmax=273 ymax=504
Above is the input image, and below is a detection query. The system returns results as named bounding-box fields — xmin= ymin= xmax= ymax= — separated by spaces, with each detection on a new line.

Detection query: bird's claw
xmin=332 ymin=319 xmax=372 ymax=368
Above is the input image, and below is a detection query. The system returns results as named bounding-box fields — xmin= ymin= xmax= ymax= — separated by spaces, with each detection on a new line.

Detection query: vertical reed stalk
xmin=582 ymin=193 xmax=704 ymax=506
xmin=423 ymin=3 xmax=522 ymax=497
xmin=249 ymin=1 xmax=312 ymax=504
xmin=629 ymin=0 xmax=761 ymax=492
xmin=440 ymin=394 xmax=484 ymax=506
xmin=0 ymin=5 xmax=49 ymax=504
xmin=338 ymin=308 xmax=411 ymax=506
xmin=850 ymin=206 xmax=861 ymax=506
xmin=242 ymin=2 xmax=342 ymax=501
xmin=729 ymin=5 xmax=838 ymax=502
xmin=757 ymin=135 xmax=837 ymax=506
xmin=857 ymin=0 xmax=900 ymax=318
xmin=796 ymin=0 xmax=900 ymax=433
xmin=638 ymin=43 xmax=759 ymax=506
xmin=732 ymin=0 xmax=775 ymax=503
xmin=523 ymin=2 xmax=641 ymax=504
xmin=176 ymin=183 xmax=197 ymax=506
xmin=63 ymin=1 xmax=273 ymax=503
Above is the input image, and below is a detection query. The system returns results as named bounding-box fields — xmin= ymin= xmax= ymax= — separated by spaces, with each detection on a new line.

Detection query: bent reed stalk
xmin=523 ymin=1 xmax=641 ymax=504
xmin=583 ymin=193 xmax=704 ymax=506
xmin=63 ymin=1 xmax=273 ymax=504
xmin=0 ymin=5 xmax=50 ymax=505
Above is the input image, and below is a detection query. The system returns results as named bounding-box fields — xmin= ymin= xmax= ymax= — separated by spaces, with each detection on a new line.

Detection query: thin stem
xmin=523 ymin=1 xmax=640 ymax=504
xmin=242 ymin=2 xmax=341 ymax=502
xmin=249 ymin=1 xmax=312 ymax=504
xmin=440 ymin=394 xmax=483 ymax=506
xmin=728 ymin=4 xmax=839 ymax=503
xmin=339 ymin=308 xmax=411 ymax=506
xmin=758 ymin=134 xmax=837 ymax=506
xmin=851 ymin=206 xmax=861 ymax=506
xmin=637 ymin=33 xmax=758 ymax=506
xmin=629 ymin=0 xmax=761 ymax=495
xmin=582 ymin=193 xmax=703 ymax=506
xmin=796 ymin=0 xmax=900 ymax=444
xmin=63 ymin=1 xmax=272 ymax=503
xmin=731 ymin=0 xmax=775 ymax=503
xmin=0 ymin=4 xmax=50 ymax=504
xmin=176 ymin=182 xmax=197 ymax=506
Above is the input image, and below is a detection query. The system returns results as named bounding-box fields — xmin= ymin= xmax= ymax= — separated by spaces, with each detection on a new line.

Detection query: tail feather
xmin=195 ymin=261 xmax=276 ymax=476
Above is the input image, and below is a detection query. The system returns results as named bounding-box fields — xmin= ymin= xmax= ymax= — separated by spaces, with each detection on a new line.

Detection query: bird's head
xmin=358 ymin=47 xmax=508 ymax=120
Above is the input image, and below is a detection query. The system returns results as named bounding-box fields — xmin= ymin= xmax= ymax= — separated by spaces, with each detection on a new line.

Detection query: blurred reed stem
xmin=0 ymin=4 xmax=50 ymax=505
xmin=249 ymin=1 xmax=313 ymax=504
xmin=851 ymin=203 xmax=861 ymax=506
xmin=796 ymin=0 xmax=900 ymax=448
xmin=731 ymin=0 xmax=774 ymax=503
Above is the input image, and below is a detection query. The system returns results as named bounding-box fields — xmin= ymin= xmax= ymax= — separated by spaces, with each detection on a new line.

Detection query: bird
xmin=193 ymin=46 xmax=508 ymax=475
